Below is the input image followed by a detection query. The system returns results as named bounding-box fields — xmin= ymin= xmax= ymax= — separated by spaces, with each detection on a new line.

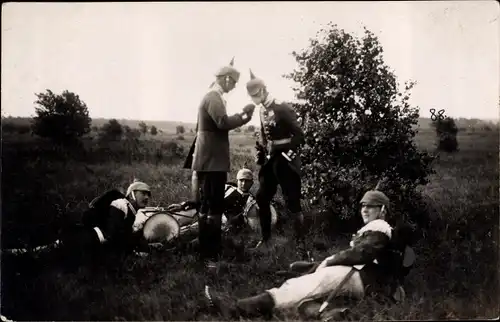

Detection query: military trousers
xmin=197 ymin=171 xmax=227 ymax=261
xmin=256 ymin=154 xmax=302 ymax=241
xmin=266 ymin=265 xmax=365 ymax=310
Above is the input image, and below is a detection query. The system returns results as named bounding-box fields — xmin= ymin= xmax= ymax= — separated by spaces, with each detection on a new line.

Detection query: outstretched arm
xmin=205 ymin=92 xmax=252 ymax=130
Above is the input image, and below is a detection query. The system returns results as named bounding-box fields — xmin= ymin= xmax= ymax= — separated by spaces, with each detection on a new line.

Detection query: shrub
xmin=176 ymin=125 xmax=185 ymax=134
xmin=31 ymin=89 xmax=91 ymax=146
xmin=433 ymin=117 xmax=458 ymax=152
xmin=139 ymin=122 xmax=148 ymax=135
xmin=99 ymin=119 xmax=123 ymax=142
xmin=285 ymin=24 xmax=435 ymax=229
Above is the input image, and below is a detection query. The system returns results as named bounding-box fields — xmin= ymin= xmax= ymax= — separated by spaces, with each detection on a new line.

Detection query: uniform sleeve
xmin=326 ymin=231 xmax=390 ymax=267
xmin=205 ymin=92 xmax=248 ymax=130
xmin=104 ymin=203 xmax=129 ymax=243
xmin=283 ymin=104 xmax=304 ymax=150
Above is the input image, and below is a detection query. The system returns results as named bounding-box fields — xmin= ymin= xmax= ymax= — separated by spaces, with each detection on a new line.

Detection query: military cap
xmin=237 ymin=168 xmax=253 ymax=180
xmin=246 ymin=69 xmax=266 ymax=96
xmin=126 ymin=181 xmax=151 ymax=197
xmin=215 ymin=57 xmax=240 ymax=82
xmin=360 ymin=190 xmax=390 ymax=207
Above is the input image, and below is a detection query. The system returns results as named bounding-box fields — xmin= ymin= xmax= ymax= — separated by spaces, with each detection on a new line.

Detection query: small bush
xmin=433 ymin=117 xmax=458 ymax=152
xmin=285 ymin=24 xmax=435 ymax=230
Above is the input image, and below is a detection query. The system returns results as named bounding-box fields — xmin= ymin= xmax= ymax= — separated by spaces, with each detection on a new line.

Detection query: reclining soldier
xmin=60 ymin=181 xmax=153 ymax=265
xmin=168 ymin=168 xmax=257 ymax=253
xmin=204 ymin=190 xmax=415 ymax=320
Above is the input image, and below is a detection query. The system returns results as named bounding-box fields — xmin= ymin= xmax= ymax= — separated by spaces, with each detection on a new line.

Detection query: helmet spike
xmin=249 ymin=68 xmax=256 ymax=80
xmin=229 ymin=56 xmax=235 ymax=66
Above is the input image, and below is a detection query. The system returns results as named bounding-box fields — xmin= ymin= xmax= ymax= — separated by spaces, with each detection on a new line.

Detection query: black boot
xmin=293 ymin=212 xmax=309 ymax=260
xmin=203 ymin=286 xmax=239 ymax=319
xmin=197 ymin=213 xmax=210 ymax=268
xmin=236 ymin=292 xmax=275 ymax=319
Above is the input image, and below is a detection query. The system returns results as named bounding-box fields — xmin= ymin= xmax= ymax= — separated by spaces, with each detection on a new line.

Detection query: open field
xmin=1 ymin=125 xmax=498 ymax=321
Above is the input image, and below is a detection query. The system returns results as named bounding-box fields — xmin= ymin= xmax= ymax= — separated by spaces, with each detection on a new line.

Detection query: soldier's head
xmin=359 ymin=190 xmax=389 ymax=224
xmin=236 ymin=168 xmax=253 ymax=193
xmin=215 ymin=57 xmax=240 ymax=93
xmin=126 ymin=181 xmax=151 ymax=209
xmin=246 ymin=69 xmax=268 ymax=105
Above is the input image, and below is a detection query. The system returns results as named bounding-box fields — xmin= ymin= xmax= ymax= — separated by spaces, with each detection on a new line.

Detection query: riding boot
xmin=293 ymin=212 xmax=308 ymax=260
xmin=197 ymin=213 xmax=209 ymax=265
xmin=259 ymin=203 xmax=273 ymax=243
xmin=236 ymin=292 xmax=276 ymax=319
xmin=206 ymin=214 xmax=222 ymax=261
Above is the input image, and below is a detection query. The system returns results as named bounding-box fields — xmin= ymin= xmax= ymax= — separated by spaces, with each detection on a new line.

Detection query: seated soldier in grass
xmin=204 ymin=190 xmax=415 ymax=320
xmin=60 ymin=181 xmax=153 ymax=264
xmin=168 ymin=168 xmax=255 ymax=234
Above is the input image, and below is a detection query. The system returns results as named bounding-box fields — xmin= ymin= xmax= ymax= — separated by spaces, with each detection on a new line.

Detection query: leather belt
xmin=269 ymin=138 xmax=291 ymax=145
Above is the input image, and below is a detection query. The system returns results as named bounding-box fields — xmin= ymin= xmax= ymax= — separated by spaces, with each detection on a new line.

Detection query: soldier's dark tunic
xmin=61 ymin=198 xmax=143 ymax=266
xmin=256 ymin=97 xmax=304 ymax=242
xmin=191 ymin=83 xmax=251 ymax=262
xmin=223 ymin=183 xmax=252 ymax=233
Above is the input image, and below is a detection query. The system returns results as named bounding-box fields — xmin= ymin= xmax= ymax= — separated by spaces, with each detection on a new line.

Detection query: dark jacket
xmin=100 ymin=198 xmax=142 ymax=251
xmin=259 ymin=99 xmax=304 ymax=175
xmin=192 ymin=86 xmax=250 ymax=172
xmin=325 ymin=219 xmax=403 ymax=297
xmin=223 ymin=184 xmax=252 ymax=232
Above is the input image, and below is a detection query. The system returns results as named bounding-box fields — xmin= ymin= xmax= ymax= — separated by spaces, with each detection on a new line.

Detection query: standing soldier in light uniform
xmin=190 ymin=58 xmax=256 ymax=269
xmin=246 ymin=69 xmax=306 ymax=254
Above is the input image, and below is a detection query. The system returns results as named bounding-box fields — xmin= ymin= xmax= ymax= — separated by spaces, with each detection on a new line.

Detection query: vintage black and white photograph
xmin=1 ymin=1 xmax=499 ymax=321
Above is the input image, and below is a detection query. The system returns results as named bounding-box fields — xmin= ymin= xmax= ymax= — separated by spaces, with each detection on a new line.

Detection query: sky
xmin=2 ymin=1 xmax=499 ymax=126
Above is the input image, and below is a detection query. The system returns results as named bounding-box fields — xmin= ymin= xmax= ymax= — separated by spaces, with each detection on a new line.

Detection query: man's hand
xmin=255 ymin=141 xmax=267 ymax=165
xmin=315 ymin=255 xmax=335 ymax=272
xmin=167 ymin=203 xmax=183 ymax=212
xmin=242 ymin=104 xmax=256 ymax=115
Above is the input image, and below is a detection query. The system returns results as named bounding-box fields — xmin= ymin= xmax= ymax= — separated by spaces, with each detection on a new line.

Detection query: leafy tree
xmin=433 ymin=117 xmax=458 ymax=152
xmin=176 ymin=125 xmax=185 ymax=134
xmin=31 ymin=89 xmax=91 ymax=145
xmin=150 ymin=125 xmax=158 ymax=136
xmin=99 ymin=119 xmax=123 ymax=141
xmin=123 ymin=125 xmax=141 ymax=140
xmin=139 ymin=122 xmax=148 ymax=135
xmin=285 ymin=24 xmax=435 ymax=229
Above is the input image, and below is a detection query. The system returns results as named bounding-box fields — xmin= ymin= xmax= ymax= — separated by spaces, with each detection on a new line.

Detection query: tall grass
xmin=1 ymin=129 xmax=498 ymax=321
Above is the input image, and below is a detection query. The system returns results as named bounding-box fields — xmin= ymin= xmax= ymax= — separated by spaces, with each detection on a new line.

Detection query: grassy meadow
xmin=1 ymin=121 xmax=498 ymax=321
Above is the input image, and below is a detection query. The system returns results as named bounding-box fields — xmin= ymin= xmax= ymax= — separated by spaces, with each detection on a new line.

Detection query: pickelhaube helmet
xmin=215 ymin=57 xmax=240 ymax=82
xmin=246 ymin=69 xmax=266 ymax=96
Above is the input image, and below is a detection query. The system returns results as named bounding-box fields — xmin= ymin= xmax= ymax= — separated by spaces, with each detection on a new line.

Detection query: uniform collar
xmin=210 ymin=82 xmax=225 ymax=97
xmin=237 ymin=188 xmax=250 ymax=195
xmin=261 ymin=95 xmax=275 ymax=109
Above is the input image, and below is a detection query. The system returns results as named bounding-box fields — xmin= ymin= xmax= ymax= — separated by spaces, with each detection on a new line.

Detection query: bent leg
xmin=255 ymin=163 xmax=278 ymax=241
xmin=266 ymin=265 xmax=365 ymax=311
xmin=276 ymin=158 xmax=304 ymax=242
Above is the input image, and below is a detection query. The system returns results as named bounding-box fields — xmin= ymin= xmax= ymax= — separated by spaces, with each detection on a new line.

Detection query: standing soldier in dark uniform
xmin=246 ymin=69 xmax=306 ymax=255
xmin=190 ymin=58 xmax=256 ymax=269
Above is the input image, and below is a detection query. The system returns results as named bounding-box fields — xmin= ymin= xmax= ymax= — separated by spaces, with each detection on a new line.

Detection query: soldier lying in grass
xmin=204 ymin=190 xmax=415 ymax=320
xmin=59 ymin=181 xmax=154 ymax=265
